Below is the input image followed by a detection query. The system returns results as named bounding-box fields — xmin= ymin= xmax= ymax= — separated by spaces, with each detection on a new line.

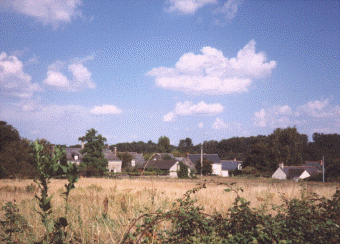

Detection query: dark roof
xmin=131 ymin=154 xmax=145 ymax=165
xmin=221 ymin=160 xmax=243 ymax=171
xmin=187 ymin=154 xmax=221 ymax=164
xmin=145 ymin=160 xmax=178 ymax=170
xmin=282 ymin=166 xmax=320 ymax=178
xmin=66 ymin=148 xmax=83 ymax=161
xmin=66 ymin=148 xmax=120 ymax=161
xmin=103 ymin=149 xmax=120 ymax=161
xmin=304 ymin=161 xmax=323 ymax=170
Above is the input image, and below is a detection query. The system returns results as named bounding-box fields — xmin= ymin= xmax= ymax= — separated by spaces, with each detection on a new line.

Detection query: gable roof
xmin=131 ymin=153 xmax=145 ymax=165
xmin=66 ymin=148 xmax=121 ymax=162
xmin=186 ymin=154 xmax=221 ymax=164
xmin=145 ymin=160 xmax=178 ymax=170
xmin=221 ymin=160 xmax=243 ymax=171
xmin=282 ymin=166 xmax=320 ymax=179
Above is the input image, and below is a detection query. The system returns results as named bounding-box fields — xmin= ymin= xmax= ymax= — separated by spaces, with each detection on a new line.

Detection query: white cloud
xmin=166 ymin=0 xmax=217 ymax=14
xmin=212 ymin=118 xmax=241 ymax=130
xmin=90 ymin=105 xmax=122 ymax=115
xmin=164 ymin=101 xmax=224 ymax=122
xmin=164 ymin=112 xmax=176 ymax=122
xmin=43 ymin=59 xmax=95 ymax=91
xmin=214 ymin=0 xmax=242 ymax=20
xmin=198 ymin=122 xmax=204 ymax=128
xmin=297 ymin=99 xmax=339 ymax=118
xmin=254 ymin=105 xmax=293 ymax=128
xmin=147 ymin=40 xmax=276 ymax=95
xmin=0 ymin=52 xmax=41 ymax=99
xmin=254 ymin=99 xmax=340 ymax=132
xmin=5 ymin=0 xmax=83 ymax=28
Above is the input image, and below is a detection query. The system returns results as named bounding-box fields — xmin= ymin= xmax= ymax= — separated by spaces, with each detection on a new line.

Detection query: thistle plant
xmin=32 ymin=140 xmax=78 ymax=244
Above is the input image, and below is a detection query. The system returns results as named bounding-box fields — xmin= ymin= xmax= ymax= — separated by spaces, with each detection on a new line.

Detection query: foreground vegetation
xmin=1 ymin=177 xmax=339 ymax=243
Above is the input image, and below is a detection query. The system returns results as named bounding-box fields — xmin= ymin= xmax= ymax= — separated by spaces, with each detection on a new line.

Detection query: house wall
xmin=169 ymin=162 xmax=179 ymax=178
xmin=272 ymin=168 xmax=287 ymax=180
xmin=299 ymin=170 xmax=311 ymax=180
xmin=212 ymin=163 xmax=222 ymax=176
xmin=221 ymin=170 xmax=229 ymax=177
xmin=108 ymin=160 xmax=122 ymax=173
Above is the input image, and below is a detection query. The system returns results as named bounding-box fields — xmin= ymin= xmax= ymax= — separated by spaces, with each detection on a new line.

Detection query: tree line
xmin=1 ymin=120 xmax=340 ymax=180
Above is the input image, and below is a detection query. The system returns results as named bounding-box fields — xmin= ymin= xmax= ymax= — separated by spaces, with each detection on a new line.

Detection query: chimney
xmin=186 ymin=152 xmax=189 ymax=156
xmin=81 ymin=141 xmax=84 ymax=149
xmin=279 ymin=162 xmax=284 ymax=169
xmin=234 ymin=158 xmax=236 ymax=161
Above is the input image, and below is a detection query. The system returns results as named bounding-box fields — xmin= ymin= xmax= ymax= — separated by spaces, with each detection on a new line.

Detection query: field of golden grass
xmin=1 ymin=177 xmax=339 ymax=243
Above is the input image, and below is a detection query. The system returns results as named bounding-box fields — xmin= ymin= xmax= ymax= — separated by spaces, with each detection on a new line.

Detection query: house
xmin=182 ymin=153 xmax=221 ymax=173
xmin=272 ymin=162 xmax=322 ymax=181
xmin=143 ymin=159 xmax=190 ymax=178
xmin=66 ymin=147 xmax=122 ymax=173
xmin=220 ymin=160 xmax=243 ymax=177
xmin=130 ymin=153 xmax=145 ymax=168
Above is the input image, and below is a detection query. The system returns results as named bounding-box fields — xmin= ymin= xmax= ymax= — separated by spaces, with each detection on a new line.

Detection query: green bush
xmin=177 ymin=162 xmax=189 ymax=179
xmin=122 ymin=183 xmax=340 ymax=243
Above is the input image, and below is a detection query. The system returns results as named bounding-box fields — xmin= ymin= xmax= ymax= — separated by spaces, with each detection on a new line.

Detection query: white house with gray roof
xmin=66 ymin=147 xmax=122 ymax=173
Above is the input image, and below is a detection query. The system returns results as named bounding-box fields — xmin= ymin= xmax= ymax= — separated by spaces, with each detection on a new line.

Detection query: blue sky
xmin=0 ymin=0 xmax=339 ymax=146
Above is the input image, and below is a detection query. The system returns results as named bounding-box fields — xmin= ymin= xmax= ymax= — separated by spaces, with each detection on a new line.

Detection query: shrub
xmin=177 ymin=162 xmax=188 ymax=179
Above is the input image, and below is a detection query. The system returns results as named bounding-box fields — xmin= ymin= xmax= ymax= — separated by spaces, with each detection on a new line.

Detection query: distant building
xmin=65 ymin=147 xmax=122 ymax=173
xmin=272 ymin=161 xmax=322 ymax=181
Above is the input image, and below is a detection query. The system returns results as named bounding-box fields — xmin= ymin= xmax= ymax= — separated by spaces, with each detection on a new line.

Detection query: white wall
xmin=272 ymin=168 xmax=287 ymax=180
xmin=212 ymin=163 xmax=222 ymax=176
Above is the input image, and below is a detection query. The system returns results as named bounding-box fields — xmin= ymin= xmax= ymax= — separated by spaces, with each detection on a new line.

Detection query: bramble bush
xmin=122 ymin=182 xmax=340 ymax=244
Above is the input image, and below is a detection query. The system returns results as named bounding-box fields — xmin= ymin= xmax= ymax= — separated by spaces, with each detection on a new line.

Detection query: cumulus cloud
xmin=164 ymin=101 xmax=224 ymax=122
xmin=90 ymin=105 xmax=122 ymax=115
xmin=214 ymin=0 xmax=242 ymax=20
xmin=43 ymin=58 xmax=95 ymax=91
xmin=0 ymin=52 xmax=41 ymax=99
xmin=147 ymin=40 xmax=276 ymax=95
xmin=212 ymin=118 xmax=241 ymax=130
xmin=254 ymin=105 xmax=293 ymax=128
xmin=296 ymin=99 xmax=339 ymax=118
xmin=166 ymin=0 xmax=217 ymax=14
xmin=254 ymin=99 xmax=340 ymax=131
xmin=4 ymin=0 xmax=83 ymax=28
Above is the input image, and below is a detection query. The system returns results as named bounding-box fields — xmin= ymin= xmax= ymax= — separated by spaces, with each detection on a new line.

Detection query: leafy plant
xmin=0 ymin=201 xmax=28 ymax=243
xmin=32 ymin=140 xmax=78 ymax=244
xmin=121 ymin=182 xmax=340 ymax=244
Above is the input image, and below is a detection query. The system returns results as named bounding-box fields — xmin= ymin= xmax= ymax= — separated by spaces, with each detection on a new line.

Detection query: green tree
xmin=0 ymin=121 xmax=20 ymax=152
xmin=78 ymin=128 xmax=108 ymax=176
xmin=178 ymin=138 xmax=194 ymax=153
xmin=243 ymin=141 xmax=270 ymax=171
xmin=195 ymin=158 xmax=213 ymax=176
xmin=158 ymin=136 xmax=171 ymax=153
xmin=0 ymin=139 xmax=36 ymax=179
xmin=268 ymin=127 xmax=308 ymax=171
xmin=117 ymin=152 xmax=133 ymax=170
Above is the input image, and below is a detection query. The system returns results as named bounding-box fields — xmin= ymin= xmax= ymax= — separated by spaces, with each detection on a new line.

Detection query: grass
xmin=0 ymin=176 xmax=339 ymax=243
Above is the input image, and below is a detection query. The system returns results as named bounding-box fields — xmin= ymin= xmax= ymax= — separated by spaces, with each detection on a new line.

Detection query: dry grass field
xmin=0 ymin=177 xmax=339 ymax=243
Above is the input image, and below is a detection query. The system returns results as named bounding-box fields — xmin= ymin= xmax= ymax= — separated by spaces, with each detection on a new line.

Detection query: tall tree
xmin=178 ymin=138 xmax=194 ymax=153
xmin=243 ymin=141 xmax=270 ymax=171
xmin=78 ymin=128 xmax=108 ymax=176
xmin=0 ymin=121 xmax=20 ymax=151
xmin=195 ymin=158 xmax=213 ymax=176
xmin=158 ymin=136 xmax=171 ymax=153
xmin=268 ymin=127 xmax=308 ymax=170
xmin=117 ymin=152 xmax=133 ymax=169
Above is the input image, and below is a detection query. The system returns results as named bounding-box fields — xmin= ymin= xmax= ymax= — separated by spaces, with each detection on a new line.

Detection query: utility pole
xmin=200 ymin=144 xmax=203 ymax=176
xmin=322 ymin=156 xmax=325 ymax=183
